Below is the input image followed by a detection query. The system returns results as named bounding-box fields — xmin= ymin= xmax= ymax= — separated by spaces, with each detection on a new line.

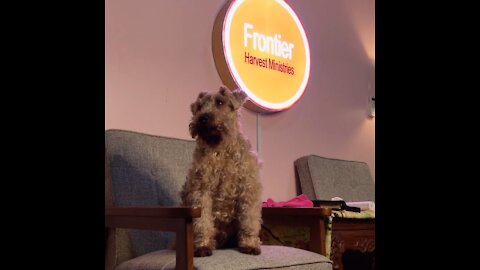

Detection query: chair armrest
xmin=262 ymin=207 xmax=332 ymax=256
xmin=105 ymin=206 xmax=201 ymax=270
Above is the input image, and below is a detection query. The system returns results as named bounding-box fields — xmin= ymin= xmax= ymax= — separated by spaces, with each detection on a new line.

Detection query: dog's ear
xmin=229 ymin=88 xmax=247 ymax=110
xmin=189 ymin=122 xmax=197 ymax=139
xmin=190 ymin=102 xmax=198 ymax=114
xmin=218 ymin=86 xmax=242 ymax=110
xmin=191 ymin=92 xmax=207 ymax=114
xmin=218 ymin=86 xmax=231 ymax=96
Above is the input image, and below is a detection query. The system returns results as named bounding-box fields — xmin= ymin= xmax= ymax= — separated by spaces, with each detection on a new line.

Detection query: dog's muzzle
xmin=199 ymin=114 xmax=209 ymax=125
xmin=195 ymin=113 xmax=225 ymax=146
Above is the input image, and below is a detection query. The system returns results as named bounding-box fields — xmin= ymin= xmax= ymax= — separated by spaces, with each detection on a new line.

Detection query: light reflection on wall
xmin=340 ymin=0 xmax=375 ymax=65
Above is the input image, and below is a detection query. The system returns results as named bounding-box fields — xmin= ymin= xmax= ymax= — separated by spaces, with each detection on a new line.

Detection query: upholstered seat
xmin=105 ymin=130 xmax=332 ymax=270
xmin=116 ymin=245 xmax=330 ymax=270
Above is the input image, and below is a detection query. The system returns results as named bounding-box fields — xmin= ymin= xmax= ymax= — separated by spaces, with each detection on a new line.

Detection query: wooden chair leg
xmin=310 ymin=218 xmax=327 ymax=256
xmin=176 ymin=219 xmax=194 ymax=270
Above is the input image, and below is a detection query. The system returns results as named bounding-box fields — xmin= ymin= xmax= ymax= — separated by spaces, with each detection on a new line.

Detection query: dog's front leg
xmin=190 ymin=191 xmax=215 ymax=257
xmin=236 ymin=182 xmax=262 ymax=255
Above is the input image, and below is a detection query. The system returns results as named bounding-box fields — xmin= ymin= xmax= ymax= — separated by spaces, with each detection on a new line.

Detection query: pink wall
xmin=105 ymin=0 xmax=375 ymax=201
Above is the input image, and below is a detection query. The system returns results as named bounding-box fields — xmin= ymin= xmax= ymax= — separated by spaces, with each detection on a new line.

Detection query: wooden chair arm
xmin=262 ymin=207 xmax=332 ymax=256
xmin=105 ymin=206 xmax=201 ymax=270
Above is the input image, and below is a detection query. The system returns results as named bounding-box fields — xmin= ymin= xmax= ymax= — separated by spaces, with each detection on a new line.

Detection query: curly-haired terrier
xmin=180 ymin=86 xmax=262 ymax=257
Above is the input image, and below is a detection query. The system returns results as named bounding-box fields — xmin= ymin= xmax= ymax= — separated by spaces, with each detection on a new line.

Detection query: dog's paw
xmin=238 ymin=245 xmax=261 ymax=255
xmin=194 ymin=246 xmax=213 ymax=257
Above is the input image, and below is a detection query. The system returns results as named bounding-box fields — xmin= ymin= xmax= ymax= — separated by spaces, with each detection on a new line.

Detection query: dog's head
xmin=189 ymin=86 xmax=247 ymax=147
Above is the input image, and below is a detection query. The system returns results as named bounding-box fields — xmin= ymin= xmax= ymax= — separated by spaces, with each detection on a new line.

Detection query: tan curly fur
xmin=180 ymin=86 xmax=262 ymax=257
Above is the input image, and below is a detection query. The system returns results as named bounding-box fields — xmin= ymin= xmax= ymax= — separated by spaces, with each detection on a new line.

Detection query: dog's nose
xmin=199 ymin=115 xmax=209 ymax=124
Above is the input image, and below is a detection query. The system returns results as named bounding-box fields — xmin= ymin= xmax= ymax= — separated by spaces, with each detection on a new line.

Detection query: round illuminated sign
xmin=213 ymin=0 xmax=311 ymax=112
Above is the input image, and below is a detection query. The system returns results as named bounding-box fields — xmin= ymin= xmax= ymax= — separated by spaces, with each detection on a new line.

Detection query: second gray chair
xmin=294 ymin=155 xmax=375 ymax=202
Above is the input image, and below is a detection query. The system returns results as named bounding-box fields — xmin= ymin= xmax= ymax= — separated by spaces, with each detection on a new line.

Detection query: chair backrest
xmin=105 ymin=129 xmax=195 ymax=259
xmin=294 ymin=155 xmax=374 ymax=202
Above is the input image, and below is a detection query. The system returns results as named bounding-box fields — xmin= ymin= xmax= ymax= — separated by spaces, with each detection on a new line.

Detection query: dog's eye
xmin=216 ymin=99 xmax=223 ymax=106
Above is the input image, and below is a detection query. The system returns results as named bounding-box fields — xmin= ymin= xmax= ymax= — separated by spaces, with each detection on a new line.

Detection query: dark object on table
xmin=312 ymin=200 xmax=361 ymax=212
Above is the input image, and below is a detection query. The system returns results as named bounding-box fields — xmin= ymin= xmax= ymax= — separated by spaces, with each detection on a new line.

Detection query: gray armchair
xmin=294 ymin=155 xmax=375 ymax=202
xmin=294 ymin=155 xmax=375 ymax=270
xmin=105 ymin=130 xmax=333 ymax=270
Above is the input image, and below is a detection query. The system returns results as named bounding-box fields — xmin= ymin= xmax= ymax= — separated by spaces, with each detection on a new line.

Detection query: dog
xmin=180 ymin=86 xmax=262 ymax=257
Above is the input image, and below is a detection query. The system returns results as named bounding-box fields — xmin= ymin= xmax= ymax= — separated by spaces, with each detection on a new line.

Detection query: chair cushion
xmin=116 ymin=245 xmax=332 ymax=270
